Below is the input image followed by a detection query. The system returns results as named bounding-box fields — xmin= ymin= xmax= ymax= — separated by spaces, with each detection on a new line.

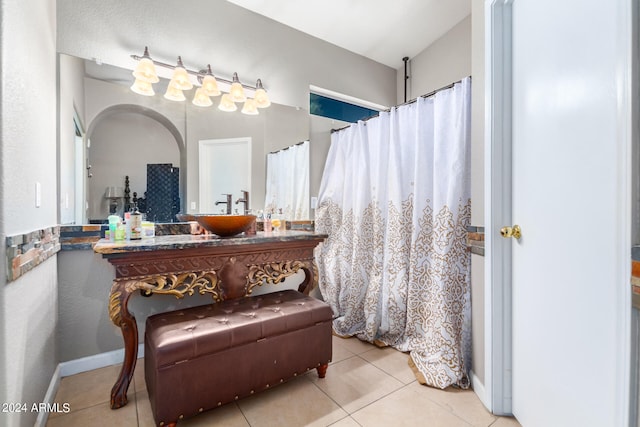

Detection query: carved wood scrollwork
xmin=246 ymin=260 xmax=306 ymax=295
xmin=108 ymin=271 xmax=221 ymax=325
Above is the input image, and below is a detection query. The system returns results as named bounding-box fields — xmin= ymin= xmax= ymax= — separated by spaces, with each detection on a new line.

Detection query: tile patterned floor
xmin=46 ymin=336 xmax=521 ymax=427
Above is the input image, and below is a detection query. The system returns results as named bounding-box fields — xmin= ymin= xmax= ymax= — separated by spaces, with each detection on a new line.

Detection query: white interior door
xmin=488 ymin=0 xmax=632 ymax=425
xmin=199 ymin=137 xmax=251 ymax=214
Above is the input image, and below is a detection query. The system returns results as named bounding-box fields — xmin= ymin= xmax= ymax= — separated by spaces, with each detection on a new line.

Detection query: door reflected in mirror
xmin=199 ymin=137 xmax=252 ymax=215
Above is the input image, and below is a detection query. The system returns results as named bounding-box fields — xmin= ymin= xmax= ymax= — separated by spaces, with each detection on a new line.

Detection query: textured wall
xmin=1 ymin=0 xmax=59 ymax=426
xmin=396 ymin=15 xmax=472 ymax=104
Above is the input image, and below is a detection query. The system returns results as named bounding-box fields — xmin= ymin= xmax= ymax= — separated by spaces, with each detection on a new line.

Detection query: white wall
xmin=0 ymin=0 xmax=58 ymax=426
xmin=397 ymin=15 xmax=472 ymax=103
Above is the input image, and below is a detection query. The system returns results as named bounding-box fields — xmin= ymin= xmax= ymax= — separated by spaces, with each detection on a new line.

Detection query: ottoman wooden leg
xmin=317 ymin=363 xmax=328 ymax=378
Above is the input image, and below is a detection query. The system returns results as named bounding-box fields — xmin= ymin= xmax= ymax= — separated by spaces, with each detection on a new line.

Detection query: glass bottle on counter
xmin=129 ymin=203 xmax=142 ymax=240
xmin=271 ymin=210 xmax=281 ymax=232
xmin=278 ymin=208 xmax=287 ymax=232
xmin=264 ymin=212 xmax=273 ymax=233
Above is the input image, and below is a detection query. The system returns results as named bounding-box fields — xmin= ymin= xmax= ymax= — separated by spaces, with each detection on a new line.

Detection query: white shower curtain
xmin=315 ymin=78 xmax=471 ymax=389
xmin=264 ymin=141 xmax=310 ymax=220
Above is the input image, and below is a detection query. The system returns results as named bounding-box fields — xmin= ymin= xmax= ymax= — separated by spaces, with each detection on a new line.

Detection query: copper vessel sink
xmin=193 ymin=214 xmax=256 ymax=237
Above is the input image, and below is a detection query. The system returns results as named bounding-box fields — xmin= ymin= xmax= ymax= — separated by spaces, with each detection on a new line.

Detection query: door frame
xmin=484 ymin=0 xmax=514 ymax=415
xmin=484 ymin=0 xmax=633 ymax=420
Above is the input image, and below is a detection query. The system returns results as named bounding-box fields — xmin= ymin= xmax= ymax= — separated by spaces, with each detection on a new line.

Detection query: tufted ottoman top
xmin=145 ymin=290 xmax=333 ymax=368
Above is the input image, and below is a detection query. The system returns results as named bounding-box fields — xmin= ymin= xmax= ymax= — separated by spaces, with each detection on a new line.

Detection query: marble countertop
xmin=93 ymin=230 xmax=328 ymax=255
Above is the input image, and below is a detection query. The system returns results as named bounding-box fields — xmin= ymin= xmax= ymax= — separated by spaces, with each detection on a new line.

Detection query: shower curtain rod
xmin=269 ymin=140 xmax=306 ymax=155
xmin=330 ymin=76 xmax=471 ymax=134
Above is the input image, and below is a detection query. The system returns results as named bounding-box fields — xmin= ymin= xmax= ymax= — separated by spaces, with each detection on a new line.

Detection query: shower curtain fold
xmin=315 ymin=77 xmax=471 ymax=389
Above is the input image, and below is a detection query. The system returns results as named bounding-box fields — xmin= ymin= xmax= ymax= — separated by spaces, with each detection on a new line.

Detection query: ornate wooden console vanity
xmin=93 ymin=231 xmax=327 ymax=410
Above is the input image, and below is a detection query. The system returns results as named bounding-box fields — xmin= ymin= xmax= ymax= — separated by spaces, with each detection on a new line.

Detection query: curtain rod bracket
xmin=403 ymin=57 xmax=410 ymax=103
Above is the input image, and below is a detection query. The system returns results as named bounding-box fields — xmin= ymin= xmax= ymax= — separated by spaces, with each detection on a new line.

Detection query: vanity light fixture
xmin=130 ymin=78 xmax=155 ymax=97
xmin=164 ymin=84 xmax=186 ymax=102
xmin=229 ymin=72 xmax=247 ymax=103
xmin=254 ymin=79 xmax=271 ymax=108
xmin=129 ymin=46 xmax=270 ymax=115
xmin=201 ymin=65 xmax=220 ymax=97
xmin=218 ymin=93 xmax=238 ymax=112
xmin=192 ymin=87 xmax=213 ymax=107
xmin=130 ymin=46 xmax=158 ymax=96
xmin=132 ymin=47 xmax=159 ymax=83
xmin=241 ymin=98 xmax=259 ymax=115
xmin=167 ymin=56 xmax=193 ymax=91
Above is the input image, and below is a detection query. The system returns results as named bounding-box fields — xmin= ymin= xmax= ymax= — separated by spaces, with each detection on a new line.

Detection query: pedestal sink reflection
xmin=193 ymin=214 xmax=257 ymax=237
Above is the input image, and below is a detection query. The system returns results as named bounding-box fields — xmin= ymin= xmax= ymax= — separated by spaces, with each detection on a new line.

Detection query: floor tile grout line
xmin=345 ymin=379 xmax=415 ymax=419
xmin=326 ymin=414 xmax=363 ymax=427
xmin=341 ymin=376 xmax=477 ymax=427
xmin=410 ymin=383 xmax=498 ymax=426
xmin=355 ymin=343 xmax=499 ymax=425
xmin=44 ymin=398 xmax=115 ymax=424
xmin=337 ymin=353 xmax=483 ymax=427
xmin=360 ymin=356 xmax=417 ymax=385
xmin=306 ymin=353 xmax=409 ymax=419
xmin=235 ymin=401 xmax=252 ymax=426
xmin=133 ymin=383 xmax=140 ymax=427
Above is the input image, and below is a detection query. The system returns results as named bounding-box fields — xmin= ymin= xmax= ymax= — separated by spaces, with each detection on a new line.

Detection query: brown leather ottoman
xmin=144 ymin=290 xmax=333 ymax=426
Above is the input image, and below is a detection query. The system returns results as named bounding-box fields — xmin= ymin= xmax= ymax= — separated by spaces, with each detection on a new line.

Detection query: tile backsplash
xmin=6 ymin=225 xmax=60 ymax=282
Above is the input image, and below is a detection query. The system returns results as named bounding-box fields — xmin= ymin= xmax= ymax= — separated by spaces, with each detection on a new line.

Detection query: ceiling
xmin=225 ymin=0 xmax=471 ymax=69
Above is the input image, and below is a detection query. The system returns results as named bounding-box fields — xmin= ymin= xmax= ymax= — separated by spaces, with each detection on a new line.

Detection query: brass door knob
xmin=500 ymin=224 xmax=521 ymax=239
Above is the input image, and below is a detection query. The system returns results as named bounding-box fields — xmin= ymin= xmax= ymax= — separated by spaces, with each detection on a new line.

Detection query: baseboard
xmin=59 ymin=344 xmax=145 ymax=377
xmin=34 ymin=364 xmax=61 ymax=427
xmin=470 ymin=369 xmax=491 ymax=411
xmin=35 ymin=344 xmax=146 ymax=426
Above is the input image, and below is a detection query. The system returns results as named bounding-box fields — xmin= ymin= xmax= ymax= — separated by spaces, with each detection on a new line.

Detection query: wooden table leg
xmin=297 ymin=260 xmax=319 ymax=295
xmin=108 ymin=280 xmax=142 ymax=409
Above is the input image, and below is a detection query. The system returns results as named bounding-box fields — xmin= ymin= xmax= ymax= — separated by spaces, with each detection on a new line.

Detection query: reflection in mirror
xmin=199 ymin=137 xmax=252 ymax=215
xmin=265 ymin=141 xmax=310 ymax=220
xmin=58 ymin=54 xmax=371 ymax=225
xmin=88 ymin=108 xmax=182 ymax=222
xmin=59 ymin=54 xmax=315 ymax=223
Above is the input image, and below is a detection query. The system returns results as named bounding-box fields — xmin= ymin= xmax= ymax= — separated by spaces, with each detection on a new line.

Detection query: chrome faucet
xmin=215 ymin=194 xmax=233 ymax=214
xmin=235 ymin=190 xmax=250 ymax=214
